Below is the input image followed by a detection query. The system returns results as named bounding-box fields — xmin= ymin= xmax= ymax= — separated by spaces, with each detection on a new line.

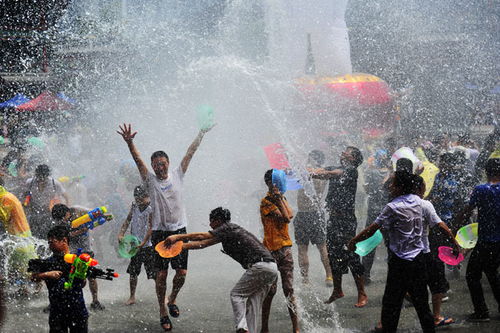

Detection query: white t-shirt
xmin=130 ymin=203 xmax=153 ymax=246
xmin=145 ymin=166 xmax=187 ymax=231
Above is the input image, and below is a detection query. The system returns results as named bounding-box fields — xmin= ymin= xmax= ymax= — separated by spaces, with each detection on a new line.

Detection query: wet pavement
xmin=3 ymin=244 xmax=499 ymax=332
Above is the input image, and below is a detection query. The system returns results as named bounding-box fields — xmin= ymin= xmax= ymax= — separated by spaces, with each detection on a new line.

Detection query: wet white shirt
xmin=145 ymin=166 xmax=187 ymax=232
xmin=130 ymin=203 xmax=153 ymax=246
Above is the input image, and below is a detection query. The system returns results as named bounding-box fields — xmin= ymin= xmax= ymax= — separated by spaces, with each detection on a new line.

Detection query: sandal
xmin=168 ymin=303 xmax=180 ymax=318
xmin=160 ymin=316 xmax=173 ymax=332
xmin=435 ymin=317 xmax=454 ymax=327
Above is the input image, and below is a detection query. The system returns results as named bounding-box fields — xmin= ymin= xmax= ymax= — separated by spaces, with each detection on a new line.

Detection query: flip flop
xmin=435 ymin=317 xmax=454 ymax=327
xmin=160 ymin=316 xmax=173 ymax=331
xmin=168 ymin=303 xmax=180 ymax=318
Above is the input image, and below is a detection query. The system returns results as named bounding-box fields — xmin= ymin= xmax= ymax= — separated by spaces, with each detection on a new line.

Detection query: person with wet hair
xmin=51 ymin=204 xmax=106 ymax=311
xmin=25 ymin=164 xmax=69 ymax=239
xmin=457 ymin=158 xmax=500 ymax=322
xmin=348 ymin=171 xmax=459 ymax=333
xmin=260 ymin=169 xmax=299 ymax=333
xmin=395 ymin=157 xmax=413 ymax=174
xmin=163 ymin=207 xmax=278 ymax=333
xmin=412 ymin=175 xmax=457 ymax=328
xmin=293 ymin=150 xmax=332 ymax=286
xmin=310 ymin=146 xmax=367 ymax=308
xmin=30 ymin=225 xmax=88 ymax=333
xmin=117 ymin=123 xmax=214 ymax=331
xmin=117 ymin=185 xmax=154 ymax=305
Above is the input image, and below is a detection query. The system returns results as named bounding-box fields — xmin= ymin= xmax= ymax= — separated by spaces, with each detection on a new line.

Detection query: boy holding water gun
xmin=118 ymin=185 xmax=154 ymax=305
xmin=51 ymin=204 xmax=106 ymax=311
xmin=30 ymin=226 xmax=88 ymax=332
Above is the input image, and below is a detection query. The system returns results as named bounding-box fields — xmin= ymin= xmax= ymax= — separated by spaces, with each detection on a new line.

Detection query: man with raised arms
xmin=117 ymin=123 xmax=213 ymax=331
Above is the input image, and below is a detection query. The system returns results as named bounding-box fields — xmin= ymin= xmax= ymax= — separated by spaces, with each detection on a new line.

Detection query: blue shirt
xmin=469 ymin=183 xmax=500 ymax=243
xmin=431 ymin=172 xmax=470 ymax=222
xmin=374 ymin=194 xmax=440 ymax=260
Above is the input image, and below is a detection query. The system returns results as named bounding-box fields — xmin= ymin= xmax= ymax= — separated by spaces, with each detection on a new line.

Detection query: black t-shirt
xmin=210 ymin=223 xmax=275 ymax=269
xmin=35 ymin=255 xmax=88 ymax=319
xmin=325 ymin=166 xmax=358 ymax=215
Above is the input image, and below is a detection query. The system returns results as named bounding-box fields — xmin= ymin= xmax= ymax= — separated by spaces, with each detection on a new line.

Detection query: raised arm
xmin=117 ymin=123 xmax=149 ymax=181
xmin=180 ymin=125 xmax=214 ymax=174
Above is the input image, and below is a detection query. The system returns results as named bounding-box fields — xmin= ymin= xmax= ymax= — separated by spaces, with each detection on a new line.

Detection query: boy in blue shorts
xmin=118 ymin=185 xmax=154 ymax=305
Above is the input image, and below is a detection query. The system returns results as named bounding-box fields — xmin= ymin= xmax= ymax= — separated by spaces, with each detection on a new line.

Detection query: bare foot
xmin=125 ymin=297 xmax=136 ymax=305
xmin=354 ymin=292 xmax=368 ymax=308
xmin=324 ymin=290 xmax=344 ymax=304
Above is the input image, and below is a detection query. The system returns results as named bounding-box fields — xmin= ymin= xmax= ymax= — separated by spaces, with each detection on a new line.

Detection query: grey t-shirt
xmin=210 ymin=222 xmax=275 ymax=269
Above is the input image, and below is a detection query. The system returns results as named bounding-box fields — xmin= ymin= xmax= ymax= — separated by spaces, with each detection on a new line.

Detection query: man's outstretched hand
xmin=117 ymin=123 xmax=137 ymax=143
xmin=164 ymin=235 xmax=179 ymax=248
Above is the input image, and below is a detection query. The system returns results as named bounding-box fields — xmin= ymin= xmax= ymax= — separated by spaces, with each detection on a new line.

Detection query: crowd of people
xmin=0 ymin=121 xmax=498 ymax=333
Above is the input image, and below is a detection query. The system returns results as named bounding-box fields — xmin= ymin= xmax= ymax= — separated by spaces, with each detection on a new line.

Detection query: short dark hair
xmin=47 ymin=225 xmax=70 ymax=242
xmin=411 ymin=174 xmax=425 ymax=196
xmin=392 ymin=170 xmax=416 ymax=195
xmin=133 ymin=185 xmax=148 ymax=199
xmin=347 ymin=146 xmax=363 ymax=167
xmin=35 ymin=164 xmax=51 ymax=177
xmin=209 ymin=207 xmax=231 ymax=223
xmin=151 ymin=151 xmax=169 ymax=162
xmin=396 ymin=158 xmax=413 ymax=174
xmin=51 ymin=204 xmax=70 ymax=220
xmin=485 ymin=158 xmax=500 ymax=178
xmin=264 ymin=169 xmax=273 ymax=186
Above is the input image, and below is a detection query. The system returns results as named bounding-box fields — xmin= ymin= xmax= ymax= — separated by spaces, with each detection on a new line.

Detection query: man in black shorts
xmin=118 ymin=123 xmax=213 ymax=331
xmin=311 ymin=146 xmax=367 ymax=308
xmin=294 ymin=150 xmax=332 ymax=285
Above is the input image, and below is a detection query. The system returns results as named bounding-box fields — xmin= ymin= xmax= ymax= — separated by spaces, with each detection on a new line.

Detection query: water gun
xmin=71 ymin=207 xmax=111 ymax=229
xmin=28 ymin=255 xmax=119 ymax=289
xmin=63 ymin=252 xmax=119 ymax=290
xmin=58 ymin=176 xmax=85 ymax=183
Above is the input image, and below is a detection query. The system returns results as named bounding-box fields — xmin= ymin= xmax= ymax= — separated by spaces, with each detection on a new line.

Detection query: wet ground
xmin=3 ymin=244 xmax=499 ymax=332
